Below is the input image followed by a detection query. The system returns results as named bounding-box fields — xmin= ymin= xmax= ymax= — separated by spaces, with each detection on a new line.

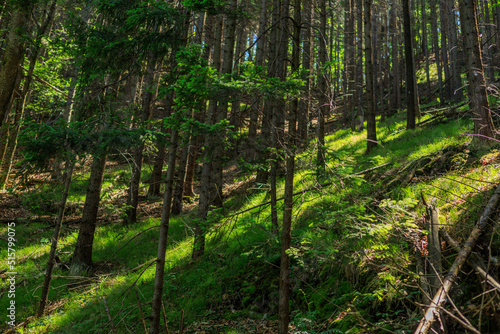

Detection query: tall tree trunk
xmin=365 ymin=0 xmax=377 ymax=152
xmin=421 ymin=0 xmax=430 ymax=96
xmin=183 ymin=108 xmax=203 ymax=198
xmin=148 ymin=91 xmax=174 ymax=197
xmin=0 ymin=0 xmax=57 ymax=189
xmin=125 ymin=57 xmax=157 ymax=224
xmin=430 ymin=0 xmax=445 ymax=104
xmin=390 ymin=0 xmax=401 ymax=110
xmin=479 ymin=0 xmax=495 ymax=83
xmin=256 ymin=0 xmax=278 ymax=185
xmin=0 ymin=8 xmax=28 ymax=128
xmin=70 ymin=153 xmax=107 ymax=275
xmin=212 ymin=0 xmax=238 ymax=208
xmin=373 ymin=5 xmax=379 ymax=113
xmin=298 ymin=0 xmax=313 ymax=143
xmin=317 ymin=0 xmax=328 ymax=170
xmin=447 ymin=1 xmax=462 ymax=100
xmin=278 ymin=0 xmax=298 ymax=330
xmin=248 ymin=0 xmax=267 ymax=150
xmin=355 ymin=0 xmax=364 ymax=130
xmin=184 ymin=14 xmax=211 ymax=198
xmin=171 ymin=128 xmax=190 ymax=215
xmin=149 ymin=128 xmax=179 ymax=334
xmin=37 ymin=160 xmax=75 ymax=317
xmin=440 ymin=0 xmax=452 ymax=101
xmin=193 ymin=14 xmax=224 ymax=259
xmin=403 ymin=0 xmax=419 ymax=130
xmin=459 ymin=0 xmax=496 ymax=144
xmin=345 ymin=0 xmax=356 ymax=129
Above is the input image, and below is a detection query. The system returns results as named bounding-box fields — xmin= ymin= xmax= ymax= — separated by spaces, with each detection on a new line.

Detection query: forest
xmin=1 ymin=0 xmax=500 ymax=332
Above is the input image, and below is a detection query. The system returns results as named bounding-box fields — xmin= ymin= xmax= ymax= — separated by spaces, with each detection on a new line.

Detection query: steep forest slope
xmin=1 ymin=0 xmax=500 ymax=333
xmin=1 ymin=107 xmax=500 ymax=333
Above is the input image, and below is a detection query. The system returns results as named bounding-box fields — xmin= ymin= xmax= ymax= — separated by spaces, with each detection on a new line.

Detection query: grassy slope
xmin=1 ymin=110 xmax=500 ymax=333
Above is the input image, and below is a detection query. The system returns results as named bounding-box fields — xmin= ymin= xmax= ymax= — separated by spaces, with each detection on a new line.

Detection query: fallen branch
xmin=414 ymin=183 xmax=500 ymax=334
xmin=440 ymin=229 xmax=500 ymax=292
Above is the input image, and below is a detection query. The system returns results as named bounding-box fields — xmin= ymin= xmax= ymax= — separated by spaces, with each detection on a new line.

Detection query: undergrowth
xmin=1 ymin=110 xmax=500 ymax=333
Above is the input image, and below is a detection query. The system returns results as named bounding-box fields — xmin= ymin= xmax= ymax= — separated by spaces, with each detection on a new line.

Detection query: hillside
xmin=1 ymin=105 xmax=500 ymax=333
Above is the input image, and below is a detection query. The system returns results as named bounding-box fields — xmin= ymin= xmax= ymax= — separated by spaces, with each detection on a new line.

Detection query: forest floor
xmin=1 ymin=102 xmax=500 ymax=333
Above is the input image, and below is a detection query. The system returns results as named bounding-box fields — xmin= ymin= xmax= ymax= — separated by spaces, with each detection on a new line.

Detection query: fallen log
xmin=413 ymin=183 xmax=500 ymax=334
xmin=440 ymin=229 xmax=500 ymax=292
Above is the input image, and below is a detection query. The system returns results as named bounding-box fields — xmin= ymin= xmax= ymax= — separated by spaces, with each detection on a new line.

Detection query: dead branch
xmin=413 ymin=183 xmax=500 ymax=334
xmin=103 ymin=297 xmax=117 ymax=334
xmin=440 ymin=229 xmax=500 ymax=292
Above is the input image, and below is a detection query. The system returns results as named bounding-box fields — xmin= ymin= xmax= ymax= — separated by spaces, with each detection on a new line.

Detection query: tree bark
xmin=403 ymin=0 xmax=419 ymax=130
xmin=171 ymin=129 xmax=191 ymax=215
xmin=149 ymin=128 xmax=179 ymax=334
xmin=70 ymin=154 xmax=107 ymax=275
xmin=193 ymin=14 xmax=224 ymax=259
xmin=390 ymin=0 xmax=401 ymax=111
xmin=0 ymin=8 xmax=28 ymax=128
xmin=447 ymin=1 xmax=462 ymax=100
xmin=459 ymin=0 xmax=496 ymax=144
xmin=125 ymin=56 xmax=157 ymax=224
xmin=298 ymin=0 xmax=313 ymax=143
xmin=365 ymin=0 xmax=377 ymax=153
xmin=38 ymin=160 xmax=74 ymax=317
xmin=278 ymin=1 xmax=299 ymax=331
xmin=355 ymin=0 xmax=364 ymax=130
xmin=345 ymin=0 xmax=355 ymax=129
xmin=440 ymin=0 xmax=452 ymax=101
xmin=0 ymin=0 xmax=57 ymax=189
xmin=430 ymin=0 xmax=445 ymax=105
xmin=421 ymin=0 xmax=430 ymax=96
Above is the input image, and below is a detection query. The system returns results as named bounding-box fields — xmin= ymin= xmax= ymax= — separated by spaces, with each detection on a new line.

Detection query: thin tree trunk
xmin=355 ymin=0 xmax=364 ymax=130
xmin=447 ymin=2 xmax=462 ymax=100
xmin=37 ymin=160 xmax=75 ymax=317
xmin=125 ymin=56 xmax=157 ymax=224
xmin=403 ymin=0 xmax=419 ymax=130
xmin=421 ymin=0 xmax=430 ymax=96
xmin=248 ymin=0 xmax=267 ymax=150
xmin=193 ymin=14 xmax=224 ymax=259
xmin=345 ymin=0 xmax=355 ymax=129
xmin=298 ymin=0 xmax=313 ymax=143
xmin=391 ymin=0 xmax=401 ymax=110
xmin=440 ymin=0 xmax=452 ymax=101
xmin=430 ymin=1 xmax=445 ymax=104
xmin=183 ymin=109 xmax=203 ymax=198
xmin=184 ymin=14 xmax=211 ymax=198
xmin=278 ymin=1 xmax=299 ymax=331
xmin=479 ymin=0 xmax=495 ymax=83
xmin=256 ymin=0 xmax=278 ymax=184
xmin=365 ymin=0 xmax=377 ymax=152
xmin=317 ymin=0 xmax=328 ymax=170
xmin=149 ymin=128 xmax=179 ymax=334
xmin=212 ymin=0 xmax=238 ymax=208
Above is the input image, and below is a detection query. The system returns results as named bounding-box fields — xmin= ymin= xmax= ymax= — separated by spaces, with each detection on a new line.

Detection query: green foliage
xmin=67 ymin=0 xmax=183 ymax=82
xmin=19 ymin=120 xmax=145 ymax=171
xmin=183 ymin=0 xmax=228 ymax=14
